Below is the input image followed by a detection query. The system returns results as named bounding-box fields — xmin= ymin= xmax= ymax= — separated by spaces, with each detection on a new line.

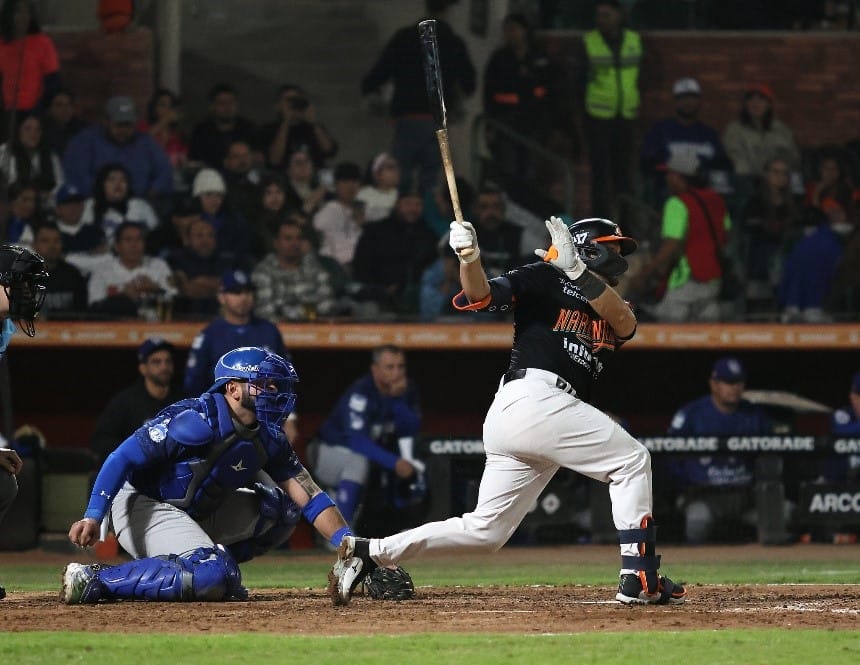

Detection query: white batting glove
xmin=534 ymin=215 xmax=586 ymax=280
xmin=449 ymin=221 xmax=480 ymax=264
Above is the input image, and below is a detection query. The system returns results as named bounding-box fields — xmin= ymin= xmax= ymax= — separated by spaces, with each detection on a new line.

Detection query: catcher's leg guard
xmin=617 ymin=516 xmax=686 ymax=605
xmin=227 ymin=483 xmax=301 ymax=563
xmin=71 ymin=546 xmax=244 ymax=603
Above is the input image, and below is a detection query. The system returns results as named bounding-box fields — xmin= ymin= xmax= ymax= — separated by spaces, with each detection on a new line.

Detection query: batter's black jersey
xmin=496 ymin=262 xmax=630 ymax=402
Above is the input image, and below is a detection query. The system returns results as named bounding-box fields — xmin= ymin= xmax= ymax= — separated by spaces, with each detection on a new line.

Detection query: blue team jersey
xmin=84 ymin=392 xmax=302 ymax=522
xmin=831 ymin=406 xmax=860 ymax=436
xmin=184 ymin=317 xmax=288 ymax=396
xmin=317 ymin=374 xmax=421 ymax=470
xmin=665 ymin=395 xmax=773 ymax=488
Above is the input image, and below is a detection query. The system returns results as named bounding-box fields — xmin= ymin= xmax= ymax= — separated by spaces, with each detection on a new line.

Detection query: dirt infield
xmin=2 ymin=545 xmax=858 ymax=635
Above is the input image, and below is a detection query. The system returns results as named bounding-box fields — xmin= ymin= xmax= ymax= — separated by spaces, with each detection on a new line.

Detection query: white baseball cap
xmin=672 ymin=78 xmax=702 ymax=97
xmin=192 ymin=168 xmax=227 ymax=197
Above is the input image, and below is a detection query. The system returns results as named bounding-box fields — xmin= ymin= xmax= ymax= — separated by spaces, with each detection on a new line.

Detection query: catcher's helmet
xmin=207 ymin=346 xmax=299 ymax=436
xmin=0 ymin=243 xmax=48 ymax=337
xmin=566 ymin=218 xmax=637 ymax=280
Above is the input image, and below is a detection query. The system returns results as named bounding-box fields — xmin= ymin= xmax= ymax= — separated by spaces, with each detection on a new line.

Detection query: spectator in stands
xmin=357 ymin=152 xmax=400 ymax=223
xmin=722 ymin=84 xmax=800 ymax=181
xmin=146 ymin=195 xmax=197 ymax=258
xmin=283 ymin=148 xmax=327 ymax=216
xmin=471 ymin=185 xmax=524 ymax=278
xmin=832 ymin=372 xmax=860 ymax=437
xmin=309 ymin=345 xmax=423 ymax=531
xmin=253 ymin=218 xmax=336 ymax=322
xmin=632 ymin=152 xmax=731 ymax=322
xmin=182 ymin=269 xmax=291 ymax=410
xmin=50 ymin=183 xmax=105 ymax=256
xmin=191 ymin=167 xmax=250 ymax=271
xmin=63 ymin=96 xmax=174 ymax=199
xmin=0 ymin=113 xmax=63 ymax=205
xmin=640 ymin=77 xmax=732 ymax=208
xmin=222 ymin=139 xmax=261 ymax=229
xmin=139 ymin=88 xmax=188 ymax=173
xmin=87 ymin=221 xmax=175 ymax=318
xmin=30 ymin=221 xmax=87 ymax=317
xmin=419 ymin=234 xmax=460 ymax=321
xmin=361 ymin=0 xmax=476 ymax=195
xmin=167 ymin=217 xmax=226 ymax=318
xmin=803 ymin=150 xmax=858 ymax=229
xmin=665 ymin=356 xmax=774 ymax=543
xmin=41 ymin=88 xmax=87 ymax=157
xmin=777 ymin=207 xmax=845 ymax=323
xmin=260 ymin=84 xmax=338 ymax=172
xmin=89 ymin=338 xmax=181 ymax=464
xmin=740 ymin=156 xmax=803 ymax=313
xmin=483 ymin=12 xmax=560 ymax=183
xmin=79 ymin=162 xmax=159 ymax=246
xmin=188 ymin=83 xmax=258 ymax=169
xmin=313 ymin=161 xmax=363 ymax=271
xmin=1 ymin=181 xmax=41 ymax=243
xmin=575 ymin=0 xmax=642 ymax=218
xmin=352 ymin=191 xmax=437 ymax=316
xmin=0 ymin=0 xmax=59 ymax=120
xmin=252 ymin=171 xmax=292 ymax=260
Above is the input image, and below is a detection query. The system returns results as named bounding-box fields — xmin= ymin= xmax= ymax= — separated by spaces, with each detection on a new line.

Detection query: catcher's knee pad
xmin=619 ymin=515 xmax=661 ymax=595
xmin=182 ymin=545 xmax=245 ymax=601
xmin=228 ymin=485 xmax=301 ymax=563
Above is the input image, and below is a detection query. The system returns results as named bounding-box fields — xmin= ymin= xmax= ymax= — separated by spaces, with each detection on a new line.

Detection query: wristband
xmin=329 ymin=526 xmax=353 ymax=548
xmin=572 ymin=270 xmax=607 ymax=301
xmin=302 ymin=491 xmax=336 ymax=524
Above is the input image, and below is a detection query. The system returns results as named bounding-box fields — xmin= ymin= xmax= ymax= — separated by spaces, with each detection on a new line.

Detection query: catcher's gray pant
xmin=110 ymin=472 xmax=276 ymax=558
xmin=370 ymin=369 xmax=652 ymax=569
xmin=0 ymin=470 xmax=17 ymax=525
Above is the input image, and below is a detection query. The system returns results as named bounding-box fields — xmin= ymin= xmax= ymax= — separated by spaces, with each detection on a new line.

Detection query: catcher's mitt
xmin=365 ymin=565 xmax=415 ymax=601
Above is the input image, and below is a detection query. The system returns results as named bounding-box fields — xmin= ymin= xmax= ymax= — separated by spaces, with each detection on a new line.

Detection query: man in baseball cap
xmin=831 ymin=371 xmax=860 ymax=437
xmin=641 ymin=75 xmax=731 ymax=206
xmin=90 ymin=337 xmax=180 ymax=464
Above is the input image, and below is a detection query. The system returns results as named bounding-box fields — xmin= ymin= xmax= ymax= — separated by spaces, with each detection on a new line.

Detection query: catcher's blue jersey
xmin=84 ymin=392 xmax=302 ymax=522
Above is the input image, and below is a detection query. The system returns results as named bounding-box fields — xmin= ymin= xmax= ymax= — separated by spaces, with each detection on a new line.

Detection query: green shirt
xmin=661 ymin=196 xmax=731 ymax=290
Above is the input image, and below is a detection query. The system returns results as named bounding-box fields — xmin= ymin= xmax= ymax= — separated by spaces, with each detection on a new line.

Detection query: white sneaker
xmin=328 ymin=556 xmax=365 ymax=606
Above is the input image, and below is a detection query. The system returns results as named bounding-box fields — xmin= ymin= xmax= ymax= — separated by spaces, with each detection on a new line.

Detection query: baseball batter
xmin=0 ymin=243 xmax=48 ymax=600
xmin=62 ymin=346 xmax=355 ymax=603
xmin=330 ymin=216 xmax=686 ymax=606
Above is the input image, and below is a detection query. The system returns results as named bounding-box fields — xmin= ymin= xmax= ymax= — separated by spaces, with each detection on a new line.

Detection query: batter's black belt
xmin=502 ymin=368 xmax=576 ymax=396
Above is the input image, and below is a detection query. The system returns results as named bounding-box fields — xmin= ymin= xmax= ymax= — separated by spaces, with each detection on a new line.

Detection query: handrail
xmin=471 ymin=113 xmax=575 ymax=216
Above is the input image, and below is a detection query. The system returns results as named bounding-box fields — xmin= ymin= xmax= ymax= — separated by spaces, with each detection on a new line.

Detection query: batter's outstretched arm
xmin=459 ymin=259 xmax=490 ymax=304
xmin=586 ymin=285 xmax=637 ymax=340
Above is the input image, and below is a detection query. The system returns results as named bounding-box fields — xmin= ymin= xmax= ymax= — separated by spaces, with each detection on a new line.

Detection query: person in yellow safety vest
xmin=577 ymin=0 xmax=642 ymax=219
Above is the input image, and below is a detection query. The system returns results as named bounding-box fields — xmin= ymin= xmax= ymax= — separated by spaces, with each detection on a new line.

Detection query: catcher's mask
xmin=0 ymin=244 xmax=48 ymax=337
xmin=207 ymin=346 xmax=299 ymax=436
xmin=567 ymin=218 xmax=637 ymax=283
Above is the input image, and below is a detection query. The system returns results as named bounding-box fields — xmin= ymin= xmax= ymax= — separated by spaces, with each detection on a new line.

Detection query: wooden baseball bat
xmin=418 ymin=19 xmax=472 ymax=257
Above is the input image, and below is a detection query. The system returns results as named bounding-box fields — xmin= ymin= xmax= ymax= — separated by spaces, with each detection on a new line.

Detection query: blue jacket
xmin=84 ymin=392 xmax=302 ymax=522
xmin=63 ymin=124 xmax=174 ymax=197
xmin=318 ymin=374 xmax=421 ymax=471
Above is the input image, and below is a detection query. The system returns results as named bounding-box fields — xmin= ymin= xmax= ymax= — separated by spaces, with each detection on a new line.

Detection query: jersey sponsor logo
xmin=148 ymin=422 xmax=169 ymax=443
xmin=349 ymin=394 xmax=368 ymax=413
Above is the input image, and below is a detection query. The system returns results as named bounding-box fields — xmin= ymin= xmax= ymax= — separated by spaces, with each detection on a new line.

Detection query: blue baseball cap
xmin=55 ymin=183 xmax=85 ymax=204
xmin=851 ymin=372 xmax=860 ymax=394
xmin=220 ymin=269 xmax=255 ymax=293
xmin=711 ymin=357 xmax=746 ymax=383
xmin=137 ymin=337 xmax=174 ymax=363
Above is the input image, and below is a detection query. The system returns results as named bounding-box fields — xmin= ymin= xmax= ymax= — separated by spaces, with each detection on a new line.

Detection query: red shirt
xmin=0 ymin=33 xmax=60 ymax=111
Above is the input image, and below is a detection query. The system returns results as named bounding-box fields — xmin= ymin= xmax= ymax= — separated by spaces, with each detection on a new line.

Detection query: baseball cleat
xmin=60 ymin=563 xmax=102 ymax=604
xmin=616 ymin=573 xmax=687 ymax=605
xmin=328 ymin=536 xmax=379 ymax=606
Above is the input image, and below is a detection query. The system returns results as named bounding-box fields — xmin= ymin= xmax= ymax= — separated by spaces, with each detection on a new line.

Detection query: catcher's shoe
xmin=616 ymin=573 xmax=686 ymax=605
xmin=60 ymin=563 xmax=104 ymax=604
xmin=328 ymin=536 xmax=377 ymax=606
